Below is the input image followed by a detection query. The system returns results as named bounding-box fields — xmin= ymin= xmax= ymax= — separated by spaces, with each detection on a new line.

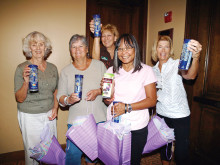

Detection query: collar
xmin=154 ymin=58 xmax=173 ymax=71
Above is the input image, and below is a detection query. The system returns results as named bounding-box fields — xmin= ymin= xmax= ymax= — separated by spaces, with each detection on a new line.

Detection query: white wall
xmin=0 ymin=0 xmax=86 ymax=154
xmin=146 ymin=0 xmax=186 ymax=65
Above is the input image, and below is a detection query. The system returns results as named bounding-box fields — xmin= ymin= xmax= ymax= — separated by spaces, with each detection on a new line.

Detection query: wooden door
xmin=86 ymin=0 xmax=148 ymax=63
xmin=185 ymin=0 xmax=220 ymax=164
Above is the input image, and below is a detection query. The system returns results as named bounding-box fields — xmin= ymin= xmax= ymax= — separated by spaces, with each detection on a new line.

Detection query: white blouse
xmin=153 ymin=58 xmax=190 ymax=118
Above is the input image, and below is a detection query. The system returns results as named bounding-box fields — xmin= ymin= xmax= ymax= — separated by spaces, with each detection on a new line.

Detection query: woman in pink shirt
xmin=105 ymin=34 xmax=157 ymax=164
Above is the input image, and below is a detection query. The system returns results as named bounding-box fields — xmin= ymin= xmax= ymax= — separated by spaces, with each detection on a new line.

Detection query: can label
xmin=74 ymin=74 xmax=83 ymax=99
xmin=93 ymin=14 xmax=101 ymax=37
xmin=113 ymin=101 xmax=121 ymax=123
xmin=29 ymin=65 xmax=38 ymax=92
xmin=178 ymin=39 xmax=192 ymax=70
xmin=102 ymin=73 xmax=114 ymax=98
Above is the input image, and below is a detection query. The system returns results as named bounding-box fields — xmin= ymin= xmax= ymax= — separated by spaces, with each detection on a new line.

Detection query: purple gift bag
xmin=97 ymin=122 xmax=131 ymax=165
xmin=66 ymin=114 xmax=98 ymax=161
xmin=121 ymin=132 xmax=131 ymax=165
xmin=40 ymin=136 xmax=65 ymax=165
xmin=30 ymin=124 xmax=65 ymax=165
xmin=142 ymin=116 xmax=175 ymax=154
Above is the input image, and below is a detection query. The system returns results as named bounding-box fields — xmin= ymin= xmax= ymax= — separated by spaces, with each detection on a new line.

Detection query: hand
xmin=85 ymin=89 xmax=100 ymax=101
xmin=89 ymin=19 xmax=103 ymax=35
xmin=68 ymin=93 xmax=80 ymax=104
xmin=188 ymin=39 xmax=202 ymax=59
xmin=48 ymin=107 xmax=58 ymax=120
xmin=23 ymin=65 xmax=31 ymax=83
xmin=111 ymin=102 xmax=126 ymax=117
xmin=89 ymin=19 xmax=95 ymax=34
xmin=104 ymin=96 xmax=115 ymax=105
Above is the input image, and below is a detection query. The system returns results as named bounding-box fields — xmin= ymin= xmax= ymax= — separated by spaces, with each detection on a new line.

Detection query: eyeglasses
xmin=117 ymin=47 xmax=133 ymax=52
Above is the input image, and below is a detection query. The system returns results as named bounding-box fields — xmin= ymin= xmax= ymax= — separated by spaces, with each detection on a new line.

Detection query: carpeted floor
xmin=0 ymin=148 xmax=176 ymax=165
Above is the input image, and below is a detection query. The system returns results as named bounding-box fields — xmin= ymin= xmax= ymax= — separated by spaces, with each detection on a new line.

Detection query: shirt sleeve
xmin=143 ymin=65 xmax=157 ymax=86
xmin=14 ymin=65 xmax=24 ymax=93
xmin=54 ymin=66 xmax=59 ymax=90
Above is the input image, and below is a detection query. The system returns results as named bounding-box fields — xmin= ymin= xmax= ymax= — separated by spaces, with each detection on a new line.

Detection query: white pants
xmin=17 ymin=110 xmax=57 ymax=165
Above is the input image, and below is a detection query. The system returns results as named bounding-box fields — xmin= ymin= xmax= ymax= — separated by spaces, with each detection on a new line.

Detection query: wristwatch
xmin=127 ymin=104 xmax=132 ymax=113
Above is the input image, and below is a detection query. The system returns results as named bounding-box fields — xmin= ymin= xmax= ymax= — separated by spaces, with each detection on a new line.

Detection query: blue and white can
xmin=93 ymin=14 xmax=101 ymax=37
xmin=178 ymin=39 xmax=192 ymax=70
xmin=74 ymin=74 xmax=83 ymax=99
xmin=28 ymin=65 xmax=38 ymax=92
xmin=113 ymin=101 xmax=121 ymax=123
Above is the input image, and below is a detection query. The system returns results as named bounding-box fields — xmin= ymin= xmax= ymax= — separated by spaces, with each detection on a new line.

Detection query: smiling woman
xmin=57 ymin=34 xmax=107 ymax=165
xmin=89 ymin=21 xmax=119 ymax=68
xmin=151 ymin=35 xmax=202 ymax=165
xmin=104 ymin=34 xmax=157 ymax=165
xmin=14 ymin=31 xmax=59 ymax=165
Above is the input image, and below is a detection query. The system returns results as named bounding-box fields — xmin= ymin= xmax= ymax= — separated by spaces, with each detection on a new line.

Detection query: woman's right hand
xmin=23 ymin=65 xmax=30 ymax=83
xmin=89 ymin=19 xmax=102 ymax=34
xmin=89 ymin=19 xmax=95 ymax=34
xmin=68 ymin=93 xmax=80 ymax=104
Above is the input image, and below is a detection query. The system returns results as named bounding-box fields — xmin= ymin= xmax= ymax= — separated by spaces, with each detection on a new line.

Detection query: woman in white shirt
xmin=152 ymin=35 xmax=202 ymax=165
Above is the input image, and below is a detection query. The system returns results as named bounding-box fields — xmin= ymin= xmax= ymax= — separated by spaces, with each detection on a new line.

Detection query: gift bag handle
xmin=86 ymin=99 xmax=94 ymax=115
xmin=166 ymin=142 xmax=173 ymax=160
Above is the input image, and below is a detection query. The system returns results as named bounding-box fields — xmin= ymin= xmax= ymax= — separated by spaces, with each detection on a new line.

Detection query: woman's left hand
xmin=86 ymin=89 xmax=100 ymax=101
xmin=188 ymin=39 xmax=202 ymax=59
xmin=111 ymin=102 xmax=126 ymax=117
xmin=48 ymin=107 xmax=58 ymax=120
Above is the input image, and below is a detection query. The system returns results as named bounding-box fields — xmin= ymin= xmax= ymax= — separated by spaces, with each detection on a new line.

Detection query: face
xmin=117 ymin=40 xmax=135 ymax=65
xmin=70 ymin=40 xmax=88 ymax=60
xmin=156 ymin=40 xmax=171 ymax=63
xmin=30 ymin=40 xmax=45 ymax=59
xmin=101 ymin=30 xmax=116 ymax=48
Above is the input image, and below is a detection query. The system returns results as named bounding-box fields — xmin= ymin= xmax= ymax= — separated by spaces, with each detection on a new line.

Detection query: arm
xmin=59 ymin=93 xmax=80 ymax=107
xmin=86 ymin=88 xmax=102 ymax=101
xmin=89 ymin=19 xmax=101 ymax=60
xmin=49 ymin=89 xmax=59 ymax=120
xmin=113 ymin=82 xmax=157 ymax=116
xmin=15 ymin=65 xmax=30 ymax=103
xmin=181 ymin=39 xmax=202 ymax=80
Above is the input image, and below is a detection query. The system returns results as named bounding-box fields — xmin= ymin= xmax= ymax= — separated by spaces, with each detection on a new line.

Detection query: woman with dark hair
xmin=104 ymin=34 xmax=157 ymax=164
xmin=57 ymin=34 xmax=107 ymax=165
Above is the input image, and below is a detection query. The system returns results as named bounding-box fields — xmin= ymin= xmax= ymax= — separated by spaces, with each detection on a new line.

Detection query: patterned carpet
xmin=141 ymin=152 xmax=176 ymax=165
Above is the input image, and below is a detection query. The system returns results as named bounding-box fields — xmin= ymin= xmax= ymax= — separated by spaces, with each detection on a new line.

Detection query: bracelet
xmin=127 ymin=104 xmax=132 ymax=113
xmin=125 ymin=103 xmax=127 ymax=114
xmin=64 ymin=96 xmax=71 ymax=106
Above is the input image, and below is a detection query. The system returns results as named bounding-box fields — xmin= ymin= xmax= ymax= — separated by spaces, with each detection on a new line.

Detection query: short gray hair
xmin=69 ymin=34 xmax=88 ymax=51
xmin=22 ymin=31 xmax=52 ymax=59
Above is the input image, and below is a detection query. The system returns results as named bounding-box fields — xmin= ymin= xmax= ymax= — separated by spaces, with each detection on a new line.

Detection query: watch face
xmin=128 ymin=104 xmax=132 ymax=113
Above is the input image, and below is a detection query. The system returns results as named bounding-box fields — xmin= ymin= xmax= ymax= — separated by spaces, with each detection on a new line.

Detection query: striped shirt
xmin=153 ymin=58 xmax=190 ymax=118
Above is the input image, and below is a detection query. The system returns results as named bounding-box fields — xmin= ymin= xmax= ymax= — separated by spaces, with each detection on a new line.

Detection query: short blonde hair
xmin=22 ymin=31 xmax=52 ymax=59
xmin=151 ymin=35 xmax=174 ymax=62
xmin=101 ymin=24 xmax=119 ymax=40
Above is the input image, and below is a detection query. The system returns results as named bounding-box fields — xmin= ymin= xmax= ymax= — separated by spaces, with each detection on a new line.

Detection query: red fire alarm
xmin=164 ymin=11 xmax=172 ymax=23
